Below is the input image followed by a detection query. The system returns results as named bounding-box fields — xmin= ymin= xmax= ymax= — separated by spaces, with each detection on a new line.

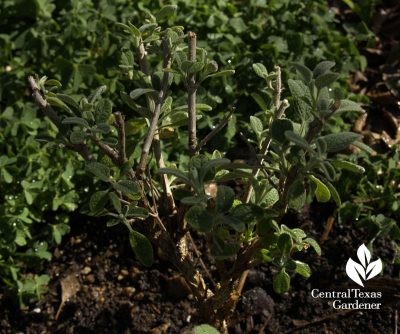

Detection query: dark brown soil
xmin=0 ymin=201 xmax=398 ymax=334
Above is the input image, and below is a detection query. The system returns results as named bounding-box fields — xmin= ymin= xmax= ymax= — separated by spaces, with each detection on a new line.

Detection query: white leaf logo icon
xmin=346 ymin=244 xmax=383 ymax=287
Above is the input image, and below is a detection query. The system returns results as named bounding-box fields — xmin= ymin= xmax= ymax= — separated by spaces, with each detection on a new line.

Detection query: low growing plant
xmin=28 ymin=6 xmax=365 ymax=332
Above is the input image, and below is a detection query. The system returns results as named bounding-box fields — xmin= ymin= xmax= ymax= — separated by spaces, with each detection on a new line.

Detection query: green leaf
xmin=89 ymin=190 xmax=109 ymax=212
xmin=336 ymin=99 xmax=364 ymax=113
xmin=194 ymin=324 xmax=220 ymax=334
xmin=277 ymin=233 xmax=293 ymax=255
xmin=294 ymin=260 xmax=311 ymax=278
xmin=331 ymin=160 xmax=365 ymax=174
xmin=47 ymin=96 xmax=73 ymax=114
xmin=185 ymin=206 xmax=214 ymax=232
xmin=251 ymin=93 xmax=268 ymax=111
xmin=216 ymin=186 xmax=235 ymax=213
xmin=161 ymin=96 xmax=172 ymax=114
xmin=157 ymin=168 xmax=192 ymax=186
xmin=304 ymin=237 xmax=321 ymax=256
xmin=352 ymin=141 xmax=374 ymax=154
xmin=315 ymin=72 xmax=339 ymax=89
xmin=230 ymin=17 xmax=247 ymax=33
xmin=45 ymin=79 xmax=62 ymax=87
xmin=320 ymin=161 xmax=336 ymax=181
xmin=181 ymin=196 xmax=207 ymax=205
xmin=129 ymin=88 xmax=156 ymax=100
xmin=62 ymin=117 xmax=89 ymax=127
xmin=113 ymin=180 xmax=140 ymax=196
xmin=287 ymin=179 xmax=306 ymax=210
xmin=252 ymin=63 xmax=268 ymax=79
xmin=107 ymin=219 xmax=120 ymax=227
xmin=309 ymin=175 xmax=331 ymax=203
xmin=93 ymin=123 xmax=111 ymax=134
xmin=291 ymin=62 xmax=313 ymax=82
xmin=86 ymin=161 xmax=110 ymax=182
xmin=271 ymin=119 xmax=293 ymax=143
xmin=258 ymin=249 xmax=272 ymax=263
xmin=155 ymin=4 xmax=177 ymax=21
xmin=70 ymin=130 xmax=86 ymax=144
xmin=126 ymin=206 xmax=148 ymax=219
xmin=205 ymin=70 xmax=235 ymax=79
xmin=96 ymin=99 xmax=112 ymax=123
xmin=89 ymin=85 xmax=107 ymax=103
xmin=129 ymin=230 xmax=154 ymax=267
xmin=319 ymin=132 xmax=360 ymax=152
xmin=281 ymin=226 xmax=307 ymax=241
xmin=109 ymin=192 xmax=121 ymax=213
xmin=325 ymin=181 xmax=341 ymax=207
xmin=288 ymin=79 xmax=313 ymax=120
xmin=2 ymin=168 xmax=12 ymax=183
xmin=250 ymin=115 xmax=263 ymax=135
xmin=128 ymin=22 xmax=141 ymax=37
xmin=273 ymin=269 xmax=290 ymax=293
xmin=263 ymin=187 xmax=279 ymax=207
xmin=188 ymin=61 xmax=204 ymax=74
xmin=284 ymin=131 xmax=311 ymax=151
xmin=313 ymin=61 xmax=335 ymax=78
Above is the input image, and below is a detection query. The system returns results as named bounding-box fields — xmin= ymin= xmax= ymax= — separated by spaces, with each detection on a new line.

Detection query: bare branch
xmin=136 ymin=38 xmax=176 ymax=211
xmin=243 ymin=66 xmax=288 ymax=203
xmin=28 ymin=76 xmax=93 ymax=161
xmin=188 ymin=31 xmax=197 ymax=156
xmin=92 ymin=138 xmax=119 ymax=164
xmin=137 ymin=40 xmax=172 ymax=176
xmin=114 ymin=111 xmax=127 ymax=165
xmin=197 ymin=108 xmax=234 ymax=151
xmin=28 ymin=76 xmax=62 ymax=127
xmin=274 ymin=65 xmax=282 ymax=110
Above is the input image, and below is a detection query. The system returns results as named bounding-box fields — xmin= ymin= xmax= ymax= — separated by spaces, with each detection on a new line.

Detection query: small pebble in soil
xmin=85 ymin=274 xmax=95 ymax=283
xmin=123 ymin=287 xmax=136 ymax=297
xmin=240 ymin=287 xmax=275 ymax=317
xmin=81 ymin=266 xmax=92 ymax=275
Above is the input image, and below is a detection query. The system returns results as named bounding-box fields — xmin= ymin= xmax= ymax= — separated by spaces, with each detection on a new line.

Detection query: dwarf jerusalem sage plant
xmin=28 ymin=6 xmax=365 ymax=332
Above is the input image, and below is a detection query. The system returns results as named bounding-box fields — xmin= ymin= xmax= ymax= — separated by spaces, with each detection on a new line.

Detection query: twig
xmin=188 ymin=31 xmax=197 ymax=156
xmin=320 ymin=215 xmax=335 ymax=244
xmin=137 ymin=40 xmax=172 ymax=176
xmin=395 ymin=309 xmax=398 ymax=334
xmin=274 ymin=65 xmax=282 ymax=110
xmin=114 ymin=112 xmax=127 ymax=165
xmin=28 ymin=76 xmax=62 ymax=127
xmin=93 ymin=138 xmax=119 ymax=165
xmin=146 ymin=163 xmax=160 ymax=215
xmin=197 ymin=108 xmax=234 ymax=151
xmin=187 ymin=232 xmax=216 ymax=288
xmin=136 ymin=37 xmax=176 ymax=211
xmin=28 ymin=76 xmax=93 ymax=161
xmin=243 ymin=66 xmax=289 ymax=203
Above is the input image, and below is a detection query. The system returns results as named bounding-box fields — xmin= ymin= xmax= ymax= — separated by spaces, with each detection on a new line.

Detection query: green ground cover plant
xmin=27 ymin=5 xmax=366 ymax=330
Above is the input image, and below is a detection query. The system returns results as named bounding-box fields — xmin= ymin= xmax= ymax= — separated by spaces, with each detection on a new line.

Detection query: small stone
xmin=117 ymin=274 xmax=124 ymax=281
xmin=135 ymin=292 xmax=144 ymax=301
xmin=81 ymin=267 xmax=92 ymax=275
xmin=86 ymin=275 xmax=95 ymax=283
xmin=32 ymin=308 xmax=41 ymax=313
xmin=123 ymin=287 xmax=136 ymax=297
xmin=121 ymin=269 xmax=129 ymax=276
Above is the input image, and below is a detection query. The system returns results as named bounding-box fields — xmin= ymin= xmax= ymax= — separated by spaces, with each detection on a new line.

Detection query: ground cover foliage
xmin=0 ymin=0 xmax=398 ymax=331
